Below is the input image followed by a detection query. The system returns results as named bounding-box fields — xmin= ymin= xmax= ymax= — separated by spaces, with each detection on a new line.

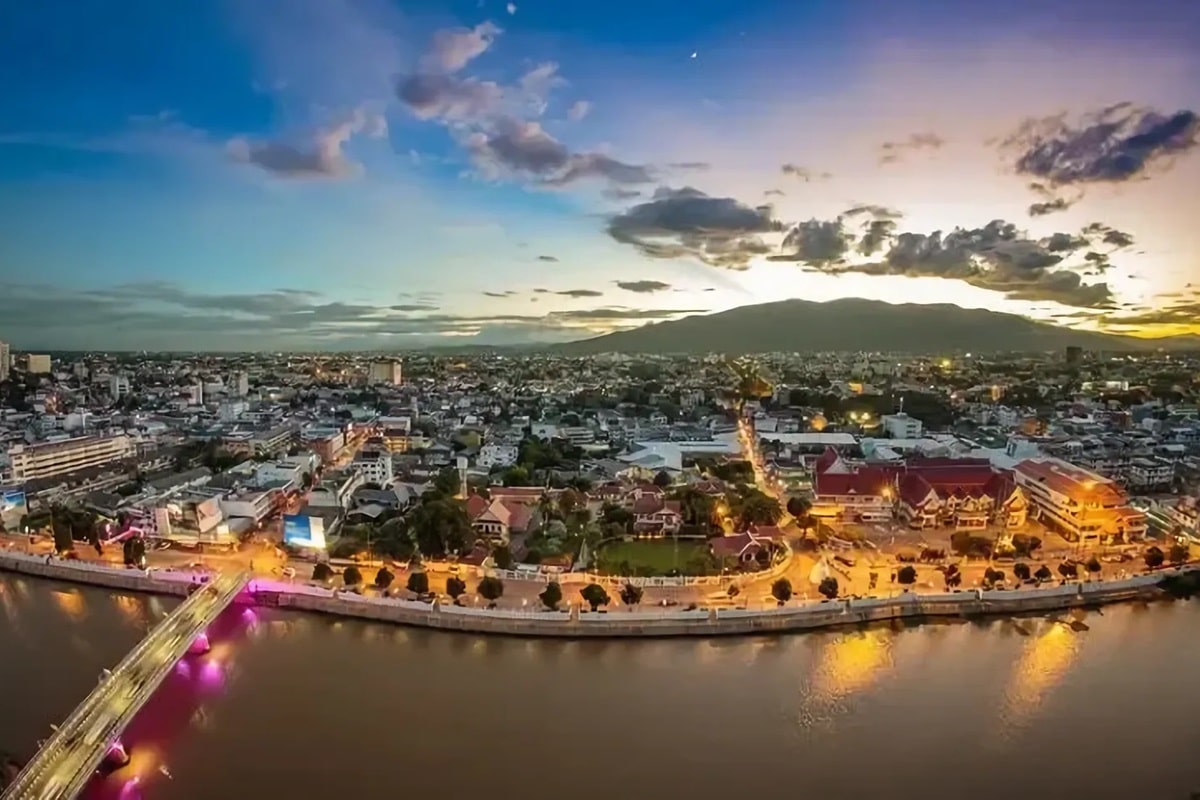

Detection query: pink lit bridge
xmin=1 ymin=571 xmax=251 ymax=800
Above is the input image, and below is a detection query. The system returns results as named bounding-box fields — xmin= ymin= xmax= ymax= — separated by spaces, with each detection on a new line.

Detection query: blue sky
xmin=1 ymin=0 xmax=1198 ymax=350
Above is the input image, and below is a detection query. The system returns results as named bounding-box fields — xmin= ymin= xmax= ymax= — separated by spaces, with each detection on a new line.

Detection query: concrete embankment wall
xmin=0 ymin=552 xmax=198 ymax=597
xmin=0 ymin=551 xmax=1185 ymax=639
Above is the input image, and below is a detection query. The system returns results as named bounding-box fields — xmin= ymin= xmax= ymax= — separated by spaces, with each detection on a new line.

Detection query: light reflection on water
xmin=999 ymin=619 xmax=1081 ymax=733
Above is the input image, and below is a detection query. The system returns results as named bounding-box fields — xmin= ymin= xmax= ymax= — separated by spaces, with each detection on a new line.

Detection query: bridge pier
xmin=187 ymin=632 xmax=211 ymax=655
xmin=104 ymin=740 xmax=130 ymax=769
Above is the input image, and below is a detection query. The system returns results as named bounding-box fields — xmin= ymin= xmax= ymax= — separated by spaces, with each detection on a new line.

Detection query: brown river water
xmin=2 ymin=573 xmax=1198 ymax=800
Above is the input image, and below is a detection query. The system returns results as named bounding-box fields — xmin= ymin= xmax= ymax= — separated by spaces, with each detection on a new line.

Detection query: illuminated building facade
xmin=1013 ymin=457 xmax=1147 ymax=543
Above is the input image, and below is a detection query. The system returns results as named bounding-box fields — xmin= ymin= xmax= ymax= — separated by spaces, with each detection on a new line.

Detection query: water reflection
xmin=999 ymin=620 xmax=1081 ymax=733
xmin=50 ymin=588 xmax=86 ymax=622
xmin=809 ymin=628 xmax=895 ymax=705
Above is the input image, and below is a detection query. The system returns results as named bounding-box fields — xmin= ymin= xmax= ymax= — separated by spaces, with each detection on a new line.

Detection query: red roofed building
xmin=897 ymin=466 xmax=1027 ymax=531
xmin=811 ymin=448 xmax=898 ymax=522
xmin=1013 ymin=457 xmax=1146 ymax=543
xmin=465 ymin=493 xmax=535 ymax=544
xmin=630 ymin=494 xmax=682 ymax=535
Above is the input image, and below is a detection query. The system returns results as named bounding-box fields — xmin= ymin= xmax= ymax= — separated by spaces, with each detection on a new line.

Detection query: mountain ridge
xmin=552 ymin=298 xmax=1197 ymax=355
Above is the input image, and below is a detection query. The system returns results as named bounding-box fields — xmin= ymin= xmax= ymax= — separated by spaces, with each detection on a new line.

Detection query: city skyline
xmin=1 ymin=0 xmax=1199 ymax=350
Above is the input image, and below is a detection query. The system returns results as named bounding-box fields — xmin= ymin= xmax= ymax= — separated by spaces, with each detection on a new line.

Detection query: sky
xmin=1 ymin=0 xmax=1198 ymax=351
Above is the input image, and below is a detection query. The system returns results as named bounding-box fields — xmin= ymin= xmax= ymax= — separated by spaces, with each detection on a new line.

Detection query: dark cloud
xmin=533 ymin=288 xmax=550 ymax=293
xmin=616 ymin=280 xmax=672 ymax=293
xmin=465 ymin=117 xmax=653 ymax=186
xmin=1028 ymin=197 xmax=1073 ymax=217
xmin=668 ymin=162 xmax=710 ymax=171
xmin=878 ymin=132 xmax=944 ymax=164
xmin=1082 ymin=222 xmax=1135 ymax=249
xmin=858 ymin=219 xmax=898 ymax=256
xmin=555 ymin=289 xmax=603 ymax=298
xmin=843 ymin=205 xmax=902 ymax=220
xmin=764 ymin=189 xmax=785 ymax=197
xmin=771 ymin=219 xmax=851 ymax=264
xmin=781 ymin=164 xmax=831 ymax=181
xmin=226 ymin=109 xmax=385 ymax=179
xmin=537 ymin=255 xmax=559 ymax=262
xmin=1042 ymin=233 xmax=1087 ymax=253
xmin=482 ymin=291 xmax=515 ymax=298
xmin=1002 ymin=103 xmax=1199 ymax=185
xmin=606 ymin=186 xmax=782 ymax=269
xmin=390 ymin=303 xmax=439 ymax=311
xmin=396 ymin=73 xmax=503 ymax=121
xmin=602 ymin=187 xmax=643 ymax=201
xmin=1105 ymin=298 xmax=1200 ymax=326
xmin=0 ymin=280 xmax=704 ymax=350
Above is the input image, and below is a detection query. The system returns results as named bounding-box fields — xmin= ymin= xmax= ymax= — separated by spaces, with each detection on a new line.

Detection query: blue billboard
xmin=283 ymin=514 xmax=327 ymax=549
xmin=0 ymin=490 xmax=27 ymax=527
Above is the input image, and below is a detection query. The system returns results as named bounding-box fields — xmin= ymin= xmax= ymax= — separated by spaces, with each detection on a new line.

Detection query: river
xmin=1 ymin=574 xmax=1198 ymax=800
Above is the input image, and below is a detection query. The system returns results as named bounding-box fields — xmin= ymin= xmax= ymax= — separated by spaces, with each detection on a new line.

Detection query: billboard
xmin=1 ymin=490 xmax=27 ymax=527
xmin=283 ymin=514 xmax=327 ymax=549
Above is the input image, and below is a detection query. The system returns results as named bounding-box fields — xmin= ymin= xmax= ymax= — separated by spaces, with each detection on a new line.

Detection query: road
xmin=1 ymin=572 xmax=248 ymax=800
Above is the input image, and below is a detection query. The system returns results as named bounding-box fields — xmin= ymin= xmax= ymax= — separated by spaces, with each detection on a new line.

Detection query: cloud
xmin=396 ymin=72 xmax=504 ymax=121
xmin=669 ymin=162 xmax=711 ymax=171
xmin=602 ymin=187 xmax=643 ymax=201
xmin=879 ymin=132 xmax=945 ymax=164
xmin=771 ymin=219 xmax=851 ymax=264
xmin=1081 ymin=222 xmax=1136 ymax=248
xmin=518 ymin=63 xmax=567 ymax=115
xmin=226 ymin=108 xmax=385 ymax=179
xmin=616 ymin=280 xmax=672 ymax=293
xmin=537 ymin=254 xmax=559 ymax=262
xmin=555 ymin=289 xmax=604 ymax=298
xmin=780 ymin=164 xmax=831 ymax=181
xmin=1028 ymin=197 xmax=1073 ymax=216
xmin=483 ymin=290 xmax=516 ymax=298
xmin=797 ymin=219 xmax=1114 ymax=308
xmin=0 ymin=281 xmax=703 ymax=350
xmin=1105 ymin=298 xmax=1200 ymax=327
xmin=764 ymin=189 xmax=785 ymax=197
xmin=506 ymin=3 xmax=517 ymax=15
xmin=1002 ymin=103 xmax=1199 ymax=186
xmin=843 ymin=205 xmax=902 ymax=220
xmin=425 ymin=21 xmax=501 ymax=73
xmin=464 ymin=117 xmax=653 ymax=186
xmin=566 ymin=100 xmax=591 ymax=121
xmin=606 ymin=187 xmax=782 ymax=269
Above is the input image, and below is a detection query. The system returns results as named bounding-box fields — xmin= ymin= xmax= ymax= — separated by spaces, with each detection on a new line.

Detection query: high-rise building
xmin=26 ymin=354 xmax=51 ymax=374
xmin=0 ymin=340 xmax=9 ymax=383
xmin=368 ymin=360 xmax=403 ymax=386
xmin=234 ymin=370 xmax=250 ymax=397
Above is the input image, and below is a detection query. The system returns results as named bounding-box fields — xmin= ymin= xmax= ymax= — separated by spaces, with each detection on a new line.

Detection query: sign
xmin=283 ymin=514 xmax=327 ymax=549
xmin=0 ymin=490 xmax=27 ymax=526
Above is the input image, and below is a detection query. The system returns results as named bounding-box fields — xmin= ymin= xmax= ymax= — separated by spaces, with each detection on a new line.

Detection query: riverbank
xmin=0 ymin=551 xmax=1188 ymax=638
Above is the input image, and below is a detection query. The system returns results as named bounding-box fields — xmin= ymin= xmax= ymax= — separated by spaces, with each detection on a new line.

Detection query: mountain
xmin=553 ymin=299 xmax=1196 ymax=355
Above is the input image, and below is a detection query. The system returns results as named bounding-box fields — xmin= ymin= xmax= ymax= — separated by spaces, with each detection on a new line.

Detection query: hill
xmin=553 ymin=299 xmax=1194 ymax=355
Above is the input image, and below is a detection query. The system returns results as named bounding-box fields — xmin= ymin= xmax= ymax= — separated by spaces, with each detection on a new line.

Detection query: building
xmin=0 ymin=340 xmax=9 ymax=382
xmin=220 ymin=489 xmax=279 ymax=525
xmin=465 ymin=492 xmax=534 ymax=544
xmin=109 ymin=374 xmax=131 ymax=400
xmin=368 ymin=360 xmax=403 ymax=386
xmin=1013 ymin=457 xmax=1147 ymax=543
xmin=881 ymin=412 xmax=923 ymax=439
xmin=299 ymin=427 xmax=345 ymax=463
xmin=306 ymin=468 xmax=364 ymax=510
xmin=223 ymin=425 xmax=295 ymax=458
xmin=6 ymin=434 xmax=136 ymax=483
xmin=896 ymin=459 xmax=1027 ymax=530
xmin=1127 ymin=457 xmax=1174 ymax=491
xmin=811 ymin=449 xmax=896 ymax=522
xmin=351 ymin=447 xmax=394 ymax=487
xmin=233 ymin=370 xmax=250 ymax=397
xmin=26 ymin=354 xmax=51 ymax=374
xmin=477 ymin=443 xmax=519 ymax=469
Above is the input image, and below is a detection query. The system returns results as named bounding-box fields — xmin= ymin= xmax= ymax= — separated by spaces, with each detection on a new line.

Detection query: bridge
xmin=2 ymin=571 xmax=250 ymax=800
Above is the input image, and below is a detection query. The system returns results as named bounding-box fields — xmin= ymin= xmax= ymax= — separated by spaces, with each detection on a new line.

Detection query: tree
xmin=1034 ymin=565 xmax=1053 ymax=583
xmin=343 ymin=566 xmax=363 ymax=587
xmin=943 ymin=564 xmax=963 ymax=589
xmin=477 ymin=576 xmax=505 ymax=606
xmin=1169 ymin=543 xmax=1189 ymax=565
xmin=122 ymin=536 xmax=146 ymax=568
xmin=653 ymin=470 xmax=672 ymax=488
xmin=1085 ymin=556 xmax=1103 ymax=575
xmin=619 ymin=582 xmax=644 ymax=607
xmin=432 ymin=467 xmax=461 ymax=498
xmin=52 ymin=520 xmax=74 ymax=555
xmin=409 ymin=498 xmax=474 ymax=557
xmin=771 ymin=577 xmax=793 ymax=606
xmin=786 ymin=496 xmax=811 ymax=519
xmin=983 ymin=567 xmax=1005 ymax=588
xmin=446 ymin=576 xmax=467 ymax=603
xmin=312 ymin=562 xmax=334 ymax=582
xmin=301 ymin=472 xmax=314 ymax=491
xmin=580 ymin=583 xmax=611 ymax=611
xmin=1144 ymin=546 xmax=1165 ymax=569
xmin=406 ymin=570 xmax=429 ymax=596
xmin=1057 ymin=561 xmax=1079 ymax=579
xmin=896 ymin=565 xmax=917 ymax=585
xmin=491 ymin=545 xmax=514 ymax=570
xmin=374 ymin=567 xmax=395 ymax=590
xmin=817 ymin=576 xmax=839 ymax=599
xmin=1013 ymin=562 xmax=1031 ymax=582
xmin=500 ymin=465 xmax=531 ymax=487
xmin=539 ymin=581 xmax=563 ymax=610
xmin=731 ymin=488 xmax=782 ymax=530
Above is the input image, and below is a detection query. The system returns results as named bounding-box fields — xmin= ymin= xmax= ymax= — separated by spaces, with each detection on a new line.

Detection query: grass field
xmin=595 ymin=539 xmax=712 ymax=576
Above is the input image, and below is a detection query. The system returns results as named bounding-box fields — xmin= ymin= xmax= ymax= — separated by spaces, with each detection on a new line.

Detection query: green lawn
xmin=595 ymin=539 xmax=713 ymax=577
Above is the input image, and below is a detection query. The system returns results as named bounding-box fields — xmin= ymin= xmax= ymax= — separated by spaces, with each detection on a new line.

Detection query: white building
xmin=26 ymin=354 xmax=51 ymax=374
xmin=351 ymin=448 xmax=394 ymax=487
xmin=368 ymin=360 xmax=403 ymax=386
xmin=477 ymin=443 xmax=519 ymax=469
xmin=881 ymin=412 xmax=923 ymax=439
xmin=109 ymin=374 xmax=131 ymax=400
xmin=233 ymin=370 xmax=250 ymax=397
xmin=7 ymin=434 xmax=136 ymax=483
xmin=220 ymin=489 xmax=277 ymax=524
xmin=0 ymin=340 xmax=9 ymax=383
